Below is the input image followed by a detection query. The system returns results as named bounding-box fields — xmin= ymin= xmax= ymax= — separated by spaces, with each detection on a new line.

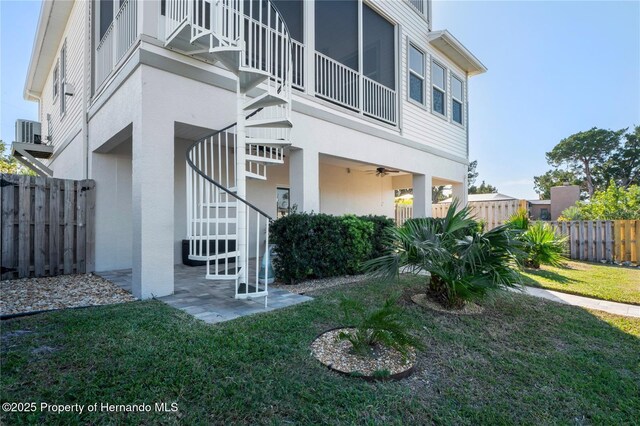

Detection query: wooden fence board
xmin=1 ymin=174 xmax=95 ymax=279
xmin=34 ymin=177 xmax=46 ymax=277
xmin=1 ymin=175 xmax=17 ymax=279
xmin=18 ymin=176 xmax=31 ymax=277
xmin=63 ymin=180 xmax=75 ymax=274
xmin=49 ymin=178 xmax=60 ymax=276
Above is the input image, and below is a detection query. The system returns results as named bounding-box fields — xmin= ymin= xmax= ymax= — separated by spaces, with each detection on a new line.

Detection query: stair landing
xmin=98 ymin=264 xmax=312 ymax=323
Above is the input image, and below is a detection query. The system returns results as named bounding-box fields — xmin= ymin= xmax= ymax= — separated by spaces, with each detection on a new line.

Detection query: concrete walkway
xmin=520 ymin=286 xmax=640 ymax=318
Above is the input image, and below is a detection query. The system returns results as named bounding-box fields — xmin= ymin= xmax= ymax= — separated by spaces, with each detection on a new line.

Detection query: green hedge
xmin=270 ymin=213 xmax=394 ymax=284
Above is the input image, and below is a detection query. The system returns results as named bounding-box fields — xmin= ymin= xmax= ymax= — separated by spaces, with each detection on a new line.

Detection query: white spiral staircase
xmin=165 ymin=0 xmax=293 ymax=306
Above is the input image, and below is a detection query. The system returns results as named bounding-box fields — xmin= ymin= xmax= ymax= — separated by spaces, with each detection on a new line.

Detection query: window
xmin=99 ymin=0 xmax=114 ymax=41
xmin=363 ymin=4 xmax=395 ymax=90
xmin=431 ymin=60 xmax=446 ymax=116
xmin=315 ymin=0 xmax=358 ymax=70
xmin=273 ymin=0 xmax=303 ymax=42
xmin=408 ymin=44 xmax=425 ymax=103
xmin=451 ymin=75 xmax=464 ymax=125
xmin=276 ymin=187 xmax=290 ymax=218
xmin=60 ymin=40 xmax=67 ymax=116
xmin=409 ymin=0 xmax=424 ymax=14
xmin=52 ymin=60 xmax=59 ymax=101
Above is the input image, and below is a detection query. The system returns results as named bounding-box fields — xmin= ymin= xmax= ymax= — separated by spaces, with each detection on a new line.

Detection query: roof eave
xmin=24 ymin=0 xmax=74 ymax=102
xmin=427 ymin=30 xmax=487 ymax=77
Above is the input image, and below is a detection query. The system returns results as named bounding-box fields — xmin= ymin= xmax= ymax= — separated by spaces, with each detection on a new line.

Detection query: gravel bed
xmin=310 ymin=328 xmax=416 ymax=377
xmin=271 ymin=274 xmax=370 ymax=294
xmin=0 ymin=274 xmax=135 ymax=316
xmin=410 ymin=293 xmax=484 ymax=315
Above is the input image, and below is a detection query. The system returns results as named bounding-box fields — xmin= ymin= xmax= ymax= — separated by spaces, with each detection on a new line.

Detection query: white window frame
xmin=52 ymin=60 xmax=59 ymax=102
xmin=431 ymin=59 xmax=447 ymax=118
xmin=451 ymin=73 xmax=465 ymax=127
xmin=276 ymin=186 xmax=291 ymax=218
xmin=60 ymin=39 xmax=67 ymax=117
xmin=407 ymin=42 xmax=426 ymax=106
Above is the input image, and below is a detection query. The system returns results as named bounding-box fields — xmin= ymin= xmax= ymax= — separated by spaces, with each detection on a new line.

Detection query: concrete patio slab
xmin=98 ymin=265 xmax=312 ymax=324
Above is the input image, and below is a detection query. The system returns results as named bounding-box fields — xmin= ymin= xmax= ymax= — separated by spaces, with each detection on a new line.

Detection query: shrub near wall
xmin=270 ymin=213 xmax=392 ymax=284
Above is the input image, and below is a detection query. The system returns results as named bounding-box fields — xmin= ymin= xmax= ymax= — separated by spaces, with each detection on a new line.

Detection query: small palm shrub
xmin=338 ymin=297 xmax=422 ymax=358
xmin=506 ymin=209 xmax=567 ymax=269
xmin=364 ymin=201 xmax=523 ymax=309
xmin=507 ymin=208 xmax=530 ymax=231
xmin=519 ymin=222 xmax=567 ymax=268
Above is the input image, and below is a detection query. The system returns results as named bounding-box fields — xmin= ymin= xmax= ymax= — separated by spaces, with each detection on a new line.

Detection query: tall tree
xmin=600 ymin=126 xmax=640 ymax=188
xmin=467 ymin=160 xmax=479 ymax=187
xmin=468 ymin=180 xmax=498 ymax=194
xmin=533 ymin=169 xmax=582 ymax=200
xmin=545 ymin=127 xmax=625 ymax=197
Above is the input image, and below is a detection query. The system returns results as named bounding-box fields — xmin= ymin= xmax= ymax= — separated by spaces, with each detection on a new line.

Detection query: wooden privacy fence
xmin=551 ymin=220 xmax=639 ymax=264
xmin=1 ymin=174 xmax=96 ymax=280
xmin=432 ymin=199 xmax=528 ymax=230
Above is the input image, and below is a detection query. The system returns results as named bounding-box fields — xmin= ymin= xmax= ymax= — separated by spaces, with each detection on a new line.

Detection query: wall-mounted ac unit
xmin=15 ymin=119 xmax=42 ymax=144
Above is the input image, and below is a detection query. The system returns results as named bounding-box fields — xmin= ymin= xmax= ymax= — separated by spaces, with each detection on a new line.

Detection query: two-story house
xmin=21 ymin=0 xmax=486 ymax=300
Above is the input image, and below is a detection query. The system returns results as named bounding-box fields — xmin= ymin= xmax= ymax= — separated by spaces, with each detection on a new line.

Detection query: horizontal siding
xmin=372 ymin=0 xmax=469 ymax=159
xmin=39 ymin=1 xmax=87 ymax=154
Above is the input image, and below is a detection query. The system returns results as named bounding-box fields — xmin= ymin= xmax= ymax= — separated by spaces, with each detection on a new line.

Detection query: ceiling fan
xmin=366 ymin=167 xmax=401 ymax=177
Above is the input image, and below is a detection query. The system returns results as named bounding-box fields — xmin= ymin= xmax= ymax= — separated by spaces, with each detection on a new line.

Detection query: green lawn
xmin=521 ymin=260 xmax=640 ymax=305
xmin=2 ymin=276 xmax=639 ymax=425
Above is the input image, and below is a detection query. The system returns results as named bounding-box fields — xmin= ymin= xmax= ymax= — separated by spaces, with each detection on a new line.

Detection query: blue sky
xmin=1 ymin=1 xmax=639 ymax=199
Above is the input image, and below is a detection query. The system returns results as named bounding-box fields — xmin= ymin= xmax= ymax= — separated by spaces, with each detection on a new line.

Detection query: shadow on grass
xmin=522 ymin=267 xmax=580 ymax=285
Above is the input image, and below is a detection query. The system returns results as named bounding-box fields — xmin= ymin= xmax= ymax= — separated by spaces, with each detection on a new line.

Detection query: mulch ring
xmin=0 ymin=274 xmax=136 ymax=317
xmin=410 ymin=293 xmax=484 ymax=315
xmin=310 ymin=327 xmax=417 ymax=381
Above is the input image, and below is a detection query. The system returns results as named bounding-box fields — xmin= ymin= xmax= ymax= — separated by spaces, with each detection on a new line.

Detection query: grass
xmin=521 ymin=260 xmax=640 ymax=305
xmin=2 ymin=276 xmax=640 ymax=425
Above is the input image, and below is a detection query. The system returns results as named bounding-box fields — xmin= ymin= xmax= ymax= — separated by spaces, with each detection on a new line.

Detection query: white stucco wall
xmin=319 ymin=163 xmax=394 ymax=217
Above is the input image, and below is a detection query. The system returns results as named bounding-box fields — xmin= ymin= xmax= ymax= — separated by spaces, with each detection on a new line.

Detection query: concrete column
xmin=412 ymin=173 xmax=432 ymax=218
xmin=451 ymin=178 xmax=468 ymax=207
xmin=131 ymin=93 xmax=174 ymax=299
xmin=289 ymin=148 xmax=319 ymax=213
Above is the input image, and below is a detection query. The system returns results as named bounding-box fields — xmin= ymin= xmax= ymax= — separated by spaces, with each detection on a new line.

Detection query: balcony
xmin=315 ymin=52 xmax=397 ymax=125
xmin=162 ymin=0 xmax=397 ymax=126
xmin=95 ymin=0 xmax=138 ymax=92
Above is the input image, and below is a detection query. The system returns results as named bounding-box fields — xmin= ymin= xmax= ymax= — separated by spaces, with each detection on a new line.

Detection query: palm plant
xmin=506 ymin=209 xmax=567 ymax=269
xmin=338 ymin=296 xmax=422 ymax=358
xmin=364 ymin=201 xmax=523 ymax=309
xmin=519 ymin=222 xmax=567 ymax=268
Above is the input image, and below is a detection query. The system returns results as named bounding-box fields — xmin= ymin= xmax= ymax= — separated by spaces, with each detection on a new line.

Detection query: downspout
xmin=82 ymin=0 xmax=91 ymax=179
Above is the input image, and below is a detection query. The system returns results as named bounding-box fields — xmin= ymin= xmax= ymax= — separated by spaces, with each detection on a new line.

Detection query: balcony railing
xmin=292 ymin=39 xmax=304 ymax=90
xmin=315 ymin=52 xmax=397 ymax=125
xmin=95 ymin=0 xmax=138 ymax=91
xmin=362 ymin=76 xmax=397 ymax=124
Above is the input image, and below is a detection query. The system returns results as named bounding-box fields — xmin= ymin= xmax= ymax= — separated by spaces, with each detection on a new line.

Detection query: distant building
xmin=528 ymin=199 xmax=551 ymax=221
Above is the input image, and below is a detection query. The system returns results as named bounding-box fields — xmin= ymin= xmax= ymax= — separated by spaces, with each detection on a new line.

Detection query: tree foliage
xmin=533 ymin=169 xmax=583 ymax=200
xmin=538 ymin=127 xmax=638 ymax=199
xmin=559 ymin=183 xmax=640 ymax=220
xmin=0 ymin=140 xmax=34 ymax=175
xmin=468 ymin=180 xmax=498 ymax=195
xmin=467 ymin=160 xmax=479 ymax=187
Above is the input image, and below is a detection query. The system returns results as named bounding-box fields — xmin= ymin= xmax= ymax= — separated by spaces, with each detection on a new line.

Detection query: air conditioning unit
xmin=15 ymin=119 xmax=42 ymax=144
